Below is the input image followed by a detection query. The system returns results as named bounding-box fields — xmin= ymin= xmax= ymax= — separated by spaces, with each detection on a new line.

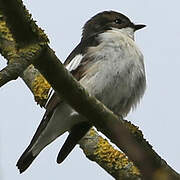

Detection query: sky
xmin=0 ymin=0 xmax=180 ymax=179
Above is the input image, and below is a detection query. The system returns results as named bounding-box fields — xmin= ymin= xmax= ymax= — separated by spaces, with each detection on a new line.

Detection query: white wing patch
xmin=44 ymin=54 xmax=83 ymax=108
xmin=44 ymin=88 xmax=54 ymax=108
xmin=66 ymin=54 xmax=83 ymax=72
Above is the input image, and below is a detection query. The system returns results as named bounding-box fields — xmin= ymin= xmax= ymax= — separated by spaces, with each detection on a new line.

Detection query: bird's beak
xmin=134 ymin=24 xmax=146 ymax=31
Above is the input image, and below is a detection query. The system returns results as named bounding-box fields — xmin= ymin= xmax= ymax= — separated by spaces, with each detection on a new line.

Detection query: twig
xmin=0 ymin=44 xmax=43 ymax=87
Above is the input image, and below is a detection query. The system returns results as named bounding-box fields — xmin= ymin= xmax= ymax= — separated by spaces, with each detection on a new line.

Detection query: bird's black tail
xmin=57 ymin=122 xmax=91 ymax=164
xmin=16 ymin=148 xmax=37 ymax=173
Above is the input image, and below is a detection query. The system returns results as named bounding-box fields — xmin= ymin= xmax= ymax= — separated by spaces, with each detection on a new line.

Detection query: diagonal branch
xmin=79 ymin=128 xmax=141 ymax=179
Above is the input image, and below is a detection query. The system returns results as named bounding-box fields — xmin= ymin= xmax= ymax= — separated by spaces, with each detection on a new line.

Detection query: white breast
xmin=80 ymin=27 xmax=146 ymax=116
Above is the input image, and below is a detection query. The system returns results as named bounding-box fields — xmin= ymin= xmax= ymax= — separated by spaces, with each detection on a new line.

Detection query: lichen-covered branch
xmin=22 ymin=65 xmax=51 ymax=107
xmin=80 ymin=128 xmax=141 ymax=180
xmin=0 ymin=1 xmax=141 ymax=179
xmin=0 ymin=44 xmax=44 ymax=87
xmin=0 ymin=8 xmax=50 ymax=106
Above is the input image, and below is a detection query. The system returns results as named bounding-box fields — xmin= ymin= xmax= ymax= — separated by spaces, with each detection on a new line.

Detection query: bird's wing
xmin=17 ymin=35 xmax=99 ymax=173
xmin=16 ymin=91 xmax=61 ymax=173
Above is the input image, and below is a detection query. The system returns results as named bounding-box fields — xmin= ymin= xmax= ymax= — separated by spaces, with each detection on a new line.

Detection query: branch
xmin=79 ymin=128 xmax=141 ymax=179
xmin=0 ymin=44 xmax=43 ymax=87
xmin=22 ymin=65 xmax=51 ymax=107
xmin=0 ymin=7 xmax=50 ymax=106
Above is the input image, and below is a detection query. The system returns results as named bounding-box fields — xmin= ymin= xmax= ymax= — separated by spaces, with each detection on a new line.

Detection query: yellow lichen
xmin=124 ymin=120 xmax=143 ymax=138
xmin=94 ymin=135 xmax=140 ymax=176
xmin=131 ymin=162 xmax=140 ymax=175
xmin=0 ymin=13 xmax=18 ymax=62
xmin=0 ymin=20 xmax=14 ymax=41
xmin=89 ymin=128 xmax=97 ymax=136
xmin=32 ymin=74 xmax=51 ymax=106
xmin=18 ymin=43 xmax=43 ymax=57
xmin=95 ymin=136 xmax=125 ymax=169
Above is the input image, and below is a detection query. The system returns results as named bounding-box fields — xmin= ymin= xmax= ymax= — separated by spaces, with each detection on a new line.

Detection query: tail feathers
xmin=16 ymin=149 xmax=37 ymax=174
xmin=57 ymin=122 xmax=91 ymax=164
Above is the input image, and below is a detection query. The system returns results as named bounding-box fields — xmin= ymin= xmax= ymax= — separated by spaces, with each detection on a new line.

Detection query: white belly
xmin=80 ymin=29 xmax=146 ymax=116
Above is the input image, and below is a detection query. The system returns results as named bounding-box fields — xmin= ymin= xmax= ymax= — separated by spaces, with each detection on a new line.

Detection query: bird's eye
xmin=114 ymin=18 xmax=122 ymax=24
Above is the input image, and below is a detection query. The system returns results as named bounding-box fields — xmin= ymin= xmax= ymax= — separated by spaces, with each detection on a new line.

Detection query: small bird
xmin=17 ymin=10 xmax=146 ymax=173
